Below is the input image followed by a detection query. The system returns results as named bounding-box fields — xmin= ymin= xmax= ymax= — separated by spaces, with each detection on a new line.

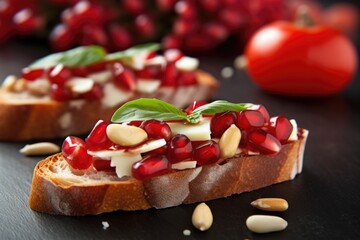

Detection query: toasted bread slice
xmin=28 ymin=129 xmax=308 ymax=216
xmin=0 ymin=70 xmax=217 ymax=141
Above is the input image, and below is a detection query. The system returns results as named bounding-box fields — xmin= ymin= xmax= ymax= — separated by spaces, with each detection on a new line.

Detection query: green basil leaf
xmin=189 ymin=100 xmax=252 ymax=120
xmin=111 ymin=98 xmax=188 ymax=123
xmin=29 ymin=45 xmax=106 ymax=69
xmin=105 ymin=43 xmax=161 ymax=61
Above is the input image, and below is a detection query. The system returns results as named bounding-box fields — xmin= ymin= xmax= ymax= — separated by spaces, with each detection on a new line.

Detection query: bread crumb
xmin=221 ymin=67 xmax=234 ymax=78
xmin=102 ymin=221 xmax=110 ymax=230
xmin=183 ymin=229 xmax=191 ymax=236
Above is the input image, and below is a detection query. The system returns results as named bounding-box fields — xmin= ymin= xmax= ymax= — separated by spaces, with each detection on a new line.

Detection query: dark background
xmin=1 ymin=1 xmax=360 ymax=239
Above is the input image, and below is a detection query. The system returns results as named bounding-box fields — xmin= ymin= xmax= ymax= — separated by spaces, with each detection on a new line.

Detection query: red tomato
xmin=245 ymin=21 xmax=358 ymax=96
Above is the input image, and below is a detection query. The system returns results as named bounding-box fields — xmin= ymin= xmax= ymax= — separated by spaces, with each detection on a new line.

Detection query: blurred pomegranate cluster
xmin=0 ymin=0 xmax=358 ymax=52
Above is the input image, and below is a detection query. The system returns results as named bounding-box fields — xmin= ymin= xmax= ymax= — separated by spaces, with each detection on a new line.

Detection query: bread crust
xmin=28 ymin=129 xmax=308 ymax=216
xmin=0 ymin=70 xmax=218 ymax=141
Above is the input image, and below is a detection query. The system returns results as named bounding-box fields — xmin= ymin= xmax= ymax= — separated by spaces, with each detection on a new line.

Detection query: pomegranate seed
xmin=0 ymin=0 xmax=15 ymax=17
xmin=258 ymin=105 xmax=270 ymax=123
xmin=48 ymin=64 xmax=72 ymax=85
xmin=162 ymin=34 xmax=181 ymax=49
xmin=122 ymin=0 xmax=145 ymax=15
xmin=109 ymin=24 xmax=133 ymax=51
xmin=140 ymin=120 xmax=172 ymax=141
xmin=157 ymin=0 xmax=176 ymax=12
xmin=219 ymin=8 xmax=245 ymax=31
xmin=177 ymin=71 xmax=197 ymax=86
xmin=162 ymin=62 xmax=178 ymax=87
xmin=87 ymin=61 xmax=108 ymax=73
xmin=184 ymin=101 xmax=208 ymax=115
xmin=167 ymin=134 xmax=193 ymax=163
xmin=210 ymin=111 xmax=237 ymax=138
xmin=62 ymin=8 xmax=82 ymax=30
xmin=148 ymin=145 xmax=168 ymax=155
xmin=127 ymin=121 xmax=143 ymax=127
xmin=21 ymin=68 xmax=44 ymax=81
xmin=236 ymin=110 xmax=265 ymax=130
xmin=203 ymin=21 xmax=228 ymax=42
xmin=82 ymin=83 xmax=103 ymax=100
xmin=74 ymin=1 xmax=104 ymax=25
xmin=269 ymin=116 xmax=293 ymax=144
xmin=50 ymin=24 xmax=75 ymax=51
xmin=193 ymin=140 xmax=220 ymax=166
xmin=247 ymin=129 xmax=281 ymax=155
xmin=183 ymin=33 xmax=216 ymax=51
xmin=62 ymin=136 xmax=92 ymax=170
xmin=85 ymin=120 xmax=113 ymax=151
xmin=134 ymin=13 xmax=156 ymax=38
xmin=50 ymin=84 xmax=72 ymax=101
xmin=200 ymin=0 xmax=219 ymax=13
xmin=80 ymin=24 xmax=108 ymax=46
xmin=136 ymin=65 xmax=162 ymax=79
xmin=13 ymin=8 xmax=43 ymax=34
xmin=132 ymin=155 xmax=171 ymax=180
xmin=72 ymin=66 xmax=88 ymax=77
xmin=92 ymin=157 xmax=114 ymax=171
xmin=164 ymin=49 xmax=183 ymax=62
xmin=173 ymin=18 xmax=197 ymax=36
xmin=175 ymin=1 xmax=197 ymax=19
xmin=112 ymin=62 xmax=136 ymax=91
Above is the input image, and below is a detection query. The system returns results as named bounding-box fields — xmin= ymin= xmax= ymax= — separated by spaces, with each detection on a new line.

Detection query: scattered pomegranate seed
xmin=175 ymin=0 xmax=197 ymax=19
xmin=74 ymin=1 xmax=104 ymax=25
xmin=50 ymin=84 xmax=72 ymax=101
xmin=200 ymin=0 xmax=219 ymax=13
xmin=132 ymin=155 xmax=171 ymax=180
xmin=92 ymin=157 xmax=114 ymax=171
xmin=203 ymin=21 xmax=228 ymax=42
xmin=72 ymin=66 xmax=88 ymax=77
xmin=218 ymin=7 xmax=245 ymax=31
xmin=247 ymin=129 xmax=281 ymax=155
xmin=147 ymin=145 xmax=168 ymax=155
xmin=177 ymin=71 xmax=197 ymax=86
xmin=134 ymin=13 xmax=156 ymax=38
xmin=80 ymin=24 xmax=108 ymax=46
xmin=269 ymin=116 xmax=293 ymax=144
xmin=21 ymin=68 xmax=44 ymax=81
xmin=173 ymin=17 xmax=197 ymax=36
xmin=210 ymin=111 xmax=237 ymax=138
xmin=140 ymin=120 xmax=172 ymax=141
xmin=13 ymin=8 xmax=43 ymax=34
xmin=87 ymin=61 xmax=108 ymax=73
xmin=122 ymin=0 xmax=145 ymax=15
xmin=136 ymin=65 xmax=162 ymax=79
xmin=184 ymin=101 xmax=208 ymax=115
xmin=112 ymin=62 xmax=136 ymax=91
xmin=193 ymin=140 xmax=220 ymax=165
xmin=49 ymin=24 xmax=75 ymax=51
xmin=48 ymin=64 xmax=72 ymax=85
xmin=82 ymin=83 xmax=103 ymax=100
xmin=162 ymin=62 xmax=178 ymax=87
xmin=157 ymin=0 xmax=177 ymax=12
xmin=109 ymin=24 xmax=133 ymax=51
xmin=127 ymin=121 xmax=143 ymax=127
xmin=257 ymin=105 xmax=270 ymax=123
xmin=61 ymin=8 xmax=82 ymax=30
xmin=62 ymin=136 xmax=92 ymax=170
xmin=236 ymin=110 xmax=265 ymax=130
xmin=167 ymin=134 xmax=193 ymax=163
xmin=85 ymin=120 xmax=113 ymax=151
xmin=162 ymin=34 xmax=181 ymax=49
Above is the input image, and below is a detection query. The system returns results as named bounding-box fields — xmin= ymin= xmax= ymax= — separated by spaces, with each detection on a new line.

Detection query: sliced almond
xmin=175 ymin=57 xmax=199 ymax=71
xmin=19 ymin=142 xmax=60 ymax=156
xmin=246 ymin=215 xmax=288 ymax=233
xmin=106 ymin=124 xmax=148 ymax=147
xmin=66 ymin=77 xmax=94 ymax=94
xmin=13 ymin=78 xmax=27 ymax=92
xmin=192 ymin=202 xmax=213 ymax=231
xmin=251 ymin=198 xmax=289 ymax=212
xmin=219 ymin=124 xmax=241 ymax=159
xmin=171 ymin=161 xmax=197 ymax=170
xmin=26 ymin=78 xmax=50 ymax=96
xmin=1 ymin=75 xmax=17 ymax=91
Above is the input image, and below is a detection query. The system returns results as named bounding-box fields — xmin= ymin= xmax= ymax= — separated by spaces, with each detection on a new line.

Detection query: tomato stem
xmin=295 ymin=6 xmax=314 ymax=27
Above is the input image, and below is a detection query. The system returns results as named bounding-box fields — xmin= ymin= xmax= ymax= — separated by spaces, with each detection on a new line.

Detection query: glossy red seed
xmin=269 ymin=116 xmax=293 ymax=144
xmin=127 ymin=121 xmax=143 ymax=127
xmin=136 ymin=65 xmax=162 ymax=79
xmin=109 ymin=24 xmax=133 ymax=51
xmin=92 ymin=157 xmax=114 ymax=171
xmin=134 ymin=14 xmax=156 ymax=38
xmin=173 ymin=18 xmax=197 ymax=36
xmin=147 ymin=145 xmax=168 ymax=155
xmin=132 ymin=155 xmax=171 ymax=180
xmin=112 ymin=62 xmax=136 ymax=91
xmin=162 ymin=62 xmax=178 ymax=87
xmin=87 ymin=61 xmax=108 ymax=73
xmin=175 ymin=1 xmax=197 ymax=19
xmin=193 ymin=140 xmax=220 ymax=166
xmin=247 ymin=129 xmax=281 ymax=155
xmin=140 ymin=120 xmax=172 ymax=141
xmin=177 ymin=71 xmax=197 ymax=86
xmin=203 ymin=21 xmax=228 ymax=42
xmin=62 ymin=136 xmax=92 ymax=170
xmin=167 ymin=134 xmax=193 ymax=163
xmin=74 ymin=1 xmax=104 ymax=24
xmin=162 ymin=34 xmax=181 ymax=49
xmin=210 ymin=111 xmax=237 ymax=138
xmin=82 ymin=83 xmax=103 ymax=100
xmin=72 ymin=66 xmax=88 ymax=77
xmin=156 ymin=0 xmax=177 ymax=12
xmin=200 ymin=0 xmax=219 ymax=13
xmin=13 ymin=8 xmax=43 ymax=34
xmin=85 ymin=120 xmax=113 ymax=151
xmin=257 ymin=105 xmax=270 ymax=123
xmin=219 ymin=8 xmax=245 ymax=31
xmin=236 ymin=110 xmax=265 ymax=130
xmin=80 ymin=24 xmax=108 ymax=46
xmin=50 ymin=24 xmax=75 ymax=51
xmin=164 ymin=49 xmax=183 ymax=62
xmin=184 ymin=101 xmax=208 ymax=115
xmin=62 ymin=8 xmax=82 ymax=30
xmin=21 ymin=68 xmax=44 ymax=81
xmin=122 ymin=0 xmax=145 ymax=15
xmin=50 ymin=84 xmax=72 ymax=101
xmin=48 ymin=64 xmax=72 ymax=84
